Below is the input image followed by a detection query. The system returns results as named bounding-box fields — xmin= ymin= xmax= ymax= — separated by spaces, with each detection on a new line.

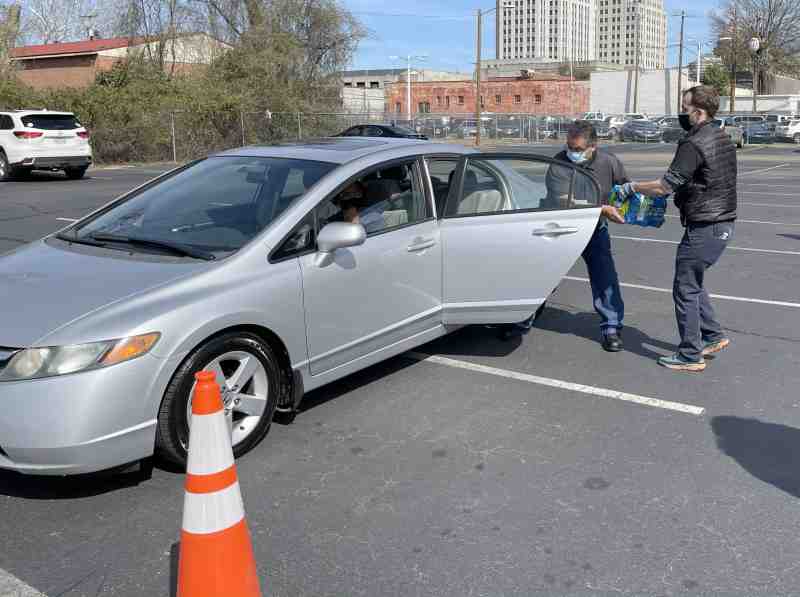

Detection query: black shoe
xmin=602 ymin=332 xmax=623 ymax=352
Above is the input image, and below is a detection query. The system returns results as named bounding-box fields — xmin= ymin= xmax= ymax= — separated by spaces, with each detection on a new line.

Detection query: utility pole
xmin=633 ymin=1 xmax=642 ymax=113
xmin=475 ymin=8 xmax=483 ymax=147
xmin=696 ymin=39 xmax=702 ymax=84
xmin=730 ymin=4 xmax=737 ymax=113
xmin=406 ymin=55 xmax=412 ymax=123
xmin=676 ymin=10 xmax=685 ymax=114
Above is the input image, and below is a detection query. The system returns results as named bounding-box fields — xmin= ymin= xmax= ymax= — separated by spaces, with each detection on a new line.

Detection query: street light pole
xmin=719 ymin=35 xmax=735 ymax=113
xmin=390 ymin=54 xmax=427 ymax=125
xmin=749 ymin=37 xmax=760 ymax=113
xmin=475 ymin=8 xmax=482 ymax=147
xmin=676 ymin=10 xmax=685 ymax=114
xmin=633 ymin=1 xmax=641 ymax=113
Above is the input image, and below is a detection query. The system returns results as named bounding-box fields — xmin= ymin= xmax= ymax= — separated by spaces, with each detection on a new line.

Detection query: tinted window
xmin=21 ymin=114 xmax=80 ymax=130
xmin=75 ymin=157 xmax=335 ymax=255
xmin=0 ymin=115 xmax=13 ymax=130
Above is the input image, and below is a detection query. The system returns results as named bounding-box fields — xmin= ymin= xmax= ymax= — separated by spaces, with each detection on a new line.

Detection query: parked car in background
xmin=728 ymin=115 xmax=766 ymax=128
xmin=713 ymin=118 xmax=745 ymax=148
xmin=418 ymin=117 xmax=451 ymax=139
xmin=764 ymin=114 xmax=792 ymax=133
xmin=338 ymin=124 xmax=428 ymax=140
xmin=493 ymin=117 xmax=523 ymax=139
xmin=456 ymin=120 xmax=491 ymax=139
xmin=621 ymin=119 xmax=662 ymax=142
xmin=605 ymin=115 xmax=626 ymax=140
xmin=583 ymin=112 xmax=606 ymax=121
xmin=0 ymin=137 xmax=603 ymax=475
xmin=587 ymin=119 xmax=613 ymax=139
xmin=775 ymin=119 xmax=800 ymax=144
xmin=658 ymin=117 xmax=685 ymax=143
xmin=0 ymin=110 xmax=92 ymax=181
xmin=740 ymin=121 xmax=775 ymax=144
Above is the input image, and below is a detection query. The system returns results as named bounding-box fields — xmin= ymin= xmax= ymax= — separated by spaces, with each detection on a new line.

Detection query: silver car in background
xmin=0 ymin=138 xmax=601 ymax=475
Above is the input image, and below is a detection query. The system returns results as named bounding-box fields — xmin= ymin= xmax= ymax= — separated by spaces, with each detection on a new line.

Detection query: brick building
xmin=386 ymin=76 xmax=589 ymax=116
xmin=10 ymin=34 xmax=229 ymax=89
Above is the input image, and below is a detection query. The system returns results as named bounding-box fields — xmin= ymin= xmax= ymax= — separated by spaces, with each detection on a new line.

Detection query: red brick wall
xmin=386 ymin=79 xmax=589 ymax=116
xmin=16 ymin=55 xmax=99 ymax=89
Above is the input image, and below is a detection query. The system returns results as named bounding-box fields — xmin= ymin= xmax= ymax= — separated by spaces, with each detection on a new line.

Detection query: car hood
xmin=0 ymin=240 xmax=209 ymax=347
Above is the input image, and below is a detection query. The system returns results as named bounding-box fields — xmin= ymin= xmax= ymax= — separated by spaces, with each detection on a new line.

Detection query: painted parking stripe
xmin=739 ymin=202 xmax=799 ymax=208
xmin=738 ymin=164 xmax=788 ymax=177
xmin=55 ymin=217 xmax=78 ymax=223
xmin=407 ymin=353 xmax=705 ymax=416
xmin=611 ymin=234 xmax=800 ymax=256
xmin=0 ymin=568 xmax=46 ymax=597
xmin=664 ymin=214 xmax=800 ymax=227
xmin=564 ymin=276 xmax=800 ymax=309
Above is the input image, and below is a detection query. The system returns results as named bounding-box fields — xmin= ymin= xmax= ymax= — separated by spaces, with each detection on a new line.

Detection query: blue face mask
xmin=566 ymin=149 xmax=589 ymax=164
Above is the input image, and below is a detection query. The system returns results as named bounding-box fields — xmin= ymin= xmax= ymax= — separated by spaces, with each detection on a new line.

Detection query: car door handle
xmin=407 ymin=238 xmax=437 ymax=252
xmin=532 ymin=226 xmax=580 ymax=237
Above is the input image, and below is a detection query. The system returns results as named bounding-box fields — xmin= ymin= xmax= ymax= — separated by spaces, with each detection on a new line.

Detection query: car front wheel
xmin=65 ymin=166 xmax=88 ymax=180
xmin=156 ymin=331 xmax=281 ymax=468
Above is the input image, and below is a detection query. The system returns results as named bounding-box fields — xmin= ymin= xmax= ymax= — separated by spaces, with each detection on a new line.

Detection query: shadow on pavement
xmin=533 ymin=305 xmax=677 ymax=360
xmin=711 ymin=416 xmax=800 ymax=498
xmin=777 ymin=234 xmax=800 ymax=242
xmin=422 ymin=325 xmax=522 ymax=358
xmin=0 ymin=460 xmax=154 ymax=499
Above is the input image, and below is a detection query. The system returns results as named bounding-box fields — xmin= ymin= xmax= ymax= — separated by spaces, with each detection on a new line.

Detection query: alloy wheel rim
xmin=186 ymin=350 xmax=270 ymax=449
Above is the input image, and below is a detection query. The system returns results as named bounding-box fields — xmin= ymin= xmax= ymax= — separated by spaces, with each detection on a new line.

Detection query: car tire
xmin=736 ymin=137 xmax=744 ymax=149
xmin=608 ymin=128 xmax=618 ymax=141
xmin=155 ymin=331 xmax=281 ymax=468
xmin=65 ymin=166 xmax=88 ymax=180
xmin=0 ymin=151 xmax=14 ymax=182
xmin=794 ymin=133 xmax=800 ymax=145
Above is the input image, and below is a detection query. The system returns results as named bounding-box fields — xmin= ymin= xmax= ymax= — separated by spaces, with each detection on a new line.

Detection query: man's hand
xmin=601 ymin=205 xmax=625 ymax=224
xmin=617 ymin=182 xmax=636 ymax=200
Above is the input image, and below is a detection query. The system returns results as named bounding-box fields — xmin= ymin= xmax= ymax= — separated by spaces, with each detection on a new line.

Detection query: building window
xmin=395 ymin=102 xmax=402 ymax=113
xmin=356 ymin=82 xmax=366 ymax=88
xmin=514 ymin=94 xmax=522 ymax=104
xmin=458 ymin=96 xmax=465 ymax=105
xmin=344 ymin=82 xmax=352 ymax=87
xmin=495 ymin=94 xmax=502 ymax=104
xmin=446 ymin=96 xmax=450 ymax=108
xmin=418 ymin=102 xmax=431 ymax=114
xmin=535 ymin=94 xmax=542 ymax=104
xmin=370 ymin=81 xmax=380 ymax=89
xmin=480 ymin=96 xmax=485 ymax=108
xmin=436 ymin=96 xmax=442 ymax=106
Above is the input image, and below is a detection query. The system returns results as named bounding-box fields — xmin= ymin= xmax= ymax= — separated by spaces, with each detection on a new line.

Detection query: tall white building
xmin=496 ymin=0 xmax=597 ymax=63
xmin=596 ymin=0 xmax=666 ymax=68
xmin=496 ymin=0 xmax=666 ymax=69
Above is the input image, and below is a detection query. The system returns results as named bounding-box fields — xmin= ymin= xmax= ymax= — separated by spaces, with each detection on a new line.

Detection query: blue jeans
xmin=512 ymin=224 xmax=624 ymax=335
xmin=582 ymin=224 xmax=624 ymax=335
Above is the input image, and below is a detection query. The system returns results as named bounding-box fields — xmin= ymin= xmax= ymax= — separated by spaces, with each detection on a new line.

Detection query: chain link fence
xmin=91 ymin=110 xmax=673 ymax=164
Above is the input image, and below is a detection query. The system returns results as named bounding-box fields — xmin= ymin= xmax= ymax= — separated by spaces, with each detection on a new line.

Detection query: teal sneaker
xmin=702 ymin=338 xmax=730 ymax=356
xmin=658 ymin=354 xmax=706 ymax=372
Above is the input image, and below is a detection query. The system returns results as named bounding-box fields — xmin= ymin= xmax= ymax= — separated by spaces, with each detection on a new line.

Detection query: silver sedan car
xmin=0 ymin=138 xmax=601 ymax=475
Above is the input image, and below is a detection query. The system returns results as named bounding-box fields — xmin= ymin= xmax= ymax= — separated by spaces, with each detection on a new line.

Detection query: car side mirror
xmin=315 ymin=222 xmax=366 ymax=267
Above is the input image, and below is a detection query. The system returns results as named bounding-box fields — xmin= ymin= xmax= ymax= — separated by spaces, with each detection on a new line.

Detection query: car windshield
xmin=389 ymin=126 xmax=417 ymax=135
xmin=21 ymin=114 xmax=81 ymax=130
xmin=72 ymin=156 xmax=335 ymax=256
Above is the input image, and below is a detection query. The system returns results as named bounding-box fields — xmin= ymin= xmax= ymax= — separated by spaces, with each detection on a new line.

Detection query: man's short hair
xmin=684 ymin=85 xmax=720 ymax=118
xmin=567 ymin=120 xmax=598 ymax=145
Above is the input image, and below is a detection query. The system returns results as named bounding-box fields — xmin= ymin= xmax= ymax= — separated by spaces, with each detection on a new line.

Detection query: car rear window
xmin=21 ymin=114 xmax=80 ymax=130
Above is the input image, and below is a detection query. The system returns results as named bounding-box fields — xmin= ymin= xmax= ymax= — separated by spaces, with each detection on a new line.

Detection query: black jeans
xmin=673 ymin=221 xmax=735 ymax=361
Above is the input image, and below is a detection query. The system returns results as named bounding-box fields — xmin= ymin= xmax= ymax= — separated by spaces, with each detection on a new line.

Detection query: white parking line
xmin=408 ymin=352 xmax=705 ymax=416
xmin=738 ymin=164 xmax=789 ymax=177
xmin=0 ymin=568 xmax=46 ymax=597
xmin=55 ymin=217 xmax=78 ymax=223
xmin=611 ymin=234 xmax=800 ymax=256
xmin=739 ymin=202 xmax=799 ymax=208
xmin=564 ymin=276 xmax=800 ymax=309
xmin=664 ymin=214 xmax=800 ymax=227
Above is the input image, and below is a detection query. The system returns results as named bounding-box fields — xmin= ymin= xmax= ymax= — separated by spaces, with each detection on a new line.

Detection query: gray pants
xmin=673 ymin=221 xmax=735 ymax=361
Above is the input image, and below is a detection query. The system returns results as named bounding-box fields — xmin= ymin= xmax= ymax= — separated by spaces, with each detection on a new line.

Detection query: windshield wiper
xmin=88 ymin=232 xmax=217 ymax=261
xmin=55 ymin=232 xmax=107 ymax=248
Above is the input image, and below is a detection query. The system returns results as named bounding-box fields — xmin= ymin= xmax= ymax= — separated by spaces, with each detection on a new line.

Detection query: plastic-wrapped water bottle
xmin=609 ymin=185 xmax=668 ymax=228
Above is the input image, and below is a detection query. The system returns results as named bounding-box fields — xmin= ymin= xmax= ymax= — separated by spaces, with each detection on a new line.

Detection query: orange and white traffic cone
xmin=177 ymin=371 xmax=262 ymax=597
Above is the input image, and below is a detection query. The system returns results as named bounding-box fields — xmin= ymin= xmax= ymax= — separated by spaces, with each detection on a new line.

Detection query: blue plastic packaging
xmin=609 ymin=185 xmax=668 ymax=228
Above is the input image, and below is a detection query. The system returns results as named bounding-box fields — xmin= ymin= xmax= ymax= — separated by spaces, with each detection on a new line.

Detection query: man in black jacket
xmin=619 ymin=85 xmax=737 ymax=372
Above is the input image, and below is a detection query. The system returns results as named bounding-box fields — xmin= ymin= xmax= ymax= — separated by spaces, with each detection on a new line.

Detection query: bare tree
xmin=712 ymin=0 xmax=800 ymax=80
xmin=20 ymin=0 xmax=120 ymax=43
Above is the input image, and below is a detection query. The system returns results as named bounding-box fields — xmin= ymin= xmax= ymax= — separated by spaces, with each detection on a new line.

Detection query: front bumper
xmin=0 ymin=353 xmax=170 ymax=475
xmin=12 ymin=155 xmax=92 ymax=170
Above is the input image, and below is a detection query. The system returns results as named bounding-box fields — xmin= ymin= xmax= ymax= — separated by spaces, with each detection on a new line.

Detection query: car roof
xmin=1 ymin=110 xmax=75 ymax=116
xmin=216 ymin=137 xmax=471 ymax=165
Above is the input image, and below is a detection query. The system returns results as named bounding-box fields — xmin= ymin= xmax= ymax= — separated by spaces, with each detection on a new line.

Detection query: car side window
xmin=365 ymin=126 xmax=384 ymax=137
xmin=317 ymin=160 xmax=429 ymax=237
xmin=445 ymin=157 xmax=598 ymax=217
xmin=0 ymin=115 xmax=12 ymax=130
xmin=425 ymin=158 xmax=460 ymax=216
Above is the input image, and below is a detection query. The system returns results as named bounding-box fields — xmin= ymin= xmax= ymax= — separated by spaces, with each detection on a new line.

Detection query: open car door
xmin=440 ymin=153 xmax=601 ymax=324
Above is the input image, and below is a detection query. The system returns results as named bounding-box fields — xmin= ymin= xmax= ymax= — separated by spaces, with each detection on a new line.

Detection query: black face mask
xmin=678 ymin=113 xmax=693 ymax=131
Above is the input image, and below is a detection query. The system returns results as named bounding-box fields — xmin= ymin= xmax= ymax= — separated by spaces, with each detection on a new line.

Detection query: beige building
xmin=496 ymin=0 xmax=597 ymax=63
xmin=596 ymin=0 xmax=667 ymax=69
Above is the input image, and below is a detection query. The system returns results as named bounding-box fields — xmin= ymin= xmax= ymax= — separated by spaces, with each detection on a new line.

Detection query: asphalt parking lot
xmin=2 ymin=143 xmax=800 ymax=596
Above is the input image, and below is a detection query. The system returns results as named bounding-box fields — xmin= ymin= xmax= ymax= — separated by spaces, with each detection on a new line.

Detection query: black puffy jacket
xmin=674 ymin=121 xmax=738 ymax=224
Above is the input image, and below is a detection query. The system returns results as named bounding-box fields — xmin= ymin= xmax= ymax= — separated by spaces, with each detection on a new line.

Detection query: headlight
xmin=0 ymin=332 xmax=160 ymax=381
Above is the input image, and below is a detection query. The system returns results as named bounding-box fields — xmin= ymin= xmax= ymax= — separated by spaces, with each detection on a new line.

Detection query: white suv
xmin=0 ymin=110 xmax=92 ymax=181
xmin=776 ymin=119 xmax=800 ymax=144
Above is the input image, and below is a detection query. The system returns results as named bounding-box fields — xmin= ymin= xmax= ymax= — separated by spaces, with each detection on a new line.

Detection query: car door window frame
xmin=442 ymin=153 xmax=601 ymax=219
xmin=422 ymin=154 xmax=466 ymax=219
xmin=269 ymin=156 xmax=435 ymax=263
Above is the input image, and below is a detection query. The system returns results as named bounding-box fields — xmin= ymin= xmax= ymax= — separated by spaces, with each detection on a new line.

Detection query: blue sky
xmin=343 ymin=0 xmax=719 ymax=73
